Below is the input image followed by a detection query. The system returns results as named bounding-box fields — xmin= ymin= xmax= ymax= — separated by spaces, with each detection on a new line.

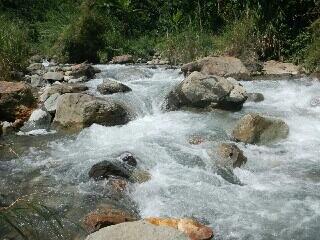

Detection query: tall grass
xmin=0 ymin=15 xmax=29 ymax=80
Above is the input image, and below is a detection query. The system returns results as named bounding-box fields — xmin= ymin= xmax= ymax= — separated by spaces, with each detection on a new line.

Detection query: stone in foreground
xmin=146 ymin=217 xmax=214 ymax=240
xmin=84 ymin=204 xmax=139 ymax=232
xmin=217 ymin=143 xmax=247 ymax=168
xmin=97 ymin=79 xmax=132 ymax=95
xmin=232 ymin=113 xmax=289 ymax=144
xmin=0 ymin=81 xmax=35 ymax=122
xmin=53 ymin=93 xmax=131 ymax=130
xmin=165 ymin=71 xmax=247 ymax=111
xmin=85 ymin=221 xmax=188 ymax=240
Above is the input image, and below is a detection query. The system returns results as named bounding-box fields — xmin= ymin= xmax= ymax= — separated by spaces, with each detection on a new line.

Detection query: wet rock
xmin=21 ymin=109 xmax=52 ymax=131
xmin=53 ymin=93 xmax=131 ymax=130
xmin=40 ymin=84 xmax=88 ymax=102
xmin=111 ymin=55 xmax=134 ymax=64
xmin=89 ymin=161 xmax=131 ymax=181
xmin=146 ymin=217 xmax=214 ymax=240
xmin=217 ymin=143 xmax=247 ymax=168
xmin=188 ymin=135 xmax=205 ymax=145
xmin=263 ymin=61 xmax=303 ymax=76
xmin=85 ymin=220 xmax=188 ymax=240
xmin=232 ymin=113 xmax=289 ymax=144
xmin=44 ymin=93 xmax=60 ymax=114
xmin=181 ymin=56 xmax=250 ymax=79
xmin=165 ymin=71 xmax=247 ymax=111
xmin=109 ymin=178 xmax=128 ymax=192
xmin=0 ymin=81 xmax=35 ymax=122
xmin=97 ymin=79 xmax=132 ymax=95
xmin=130 ymin=169 xmax=151 ymax=183
xmin=84 ymin=204 xmax=139 ymax=232
xmin=119 ymin=152 xmax=137 ymax=167
xmin=247 ymin=93 xmax=264 ymax=102
xmin=310 ymin=96 xmax=320 ymax=107
xmin=43 ymin=72 xmax=64 ymax=82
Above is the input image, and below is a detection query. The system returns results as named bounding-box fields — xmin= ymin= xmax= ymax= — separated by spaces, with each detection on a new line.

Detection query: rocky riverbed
xmin=0 ymin=59 xmax=320 ymax=239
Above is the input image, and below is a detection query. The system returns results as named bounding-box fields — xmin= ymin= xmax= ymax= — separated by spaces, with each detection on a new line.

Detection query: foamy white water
xmin=1 ymin=65 xmax=320 ymax=239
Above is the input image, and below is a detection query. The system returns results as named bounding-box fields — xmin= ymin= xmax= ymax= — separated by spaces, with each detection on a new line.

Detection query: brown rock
xmin=217 ymin=143 xmax=247 ymax=168
xmin=263 ymin=61 xmax=303 ymax=76
xmin=84 ymin=204 xmax=139 ymax=232
xmin=145 ymin=217 xmax=213 ymax=240
xmin=0 ymin=81 xmax=35 ymax=122
xmin=111 ymin=55 xmax=134 ymax=64
xmin=181 ymin=56 xmax=250 ymax=79
xmin=232 ymin=113 xmax=289 ymax=144
xmin=188 ymin=135 xmax=205 ymax=145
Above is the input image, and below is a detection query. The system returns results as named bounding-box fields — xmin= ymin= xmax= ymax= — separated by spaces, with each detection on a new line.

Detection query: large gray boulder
xmin=164 ymin=71 xmax=247 ymax=111
xmin=85 ymin=221 xmax=188 ymax=240
xmin=181 ymin=56 xmax=250 ymax=79
xmin=232 ymin=113 xmax=289 ymax=144
xmin=53 ymin=93 xmax=131 ymax=130
xmin=20 ymin=109 xmax=52 ymax=131
xmin=97 ymin=79 xmax=132 ymax=95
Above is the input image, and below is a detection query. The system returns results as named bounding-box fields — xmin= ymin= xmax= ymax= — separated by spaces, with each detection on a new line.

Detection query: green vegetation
xmin=0 ymin=0 xmax=319 ymax=75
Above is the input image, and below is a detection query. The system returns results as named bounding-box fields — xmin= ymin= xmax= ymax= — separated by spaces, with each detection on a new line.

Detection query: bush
xmin=0 ymin=15 xmax=29 ymax=80
xmin=304 ymin=19 xmax=320 ymax=71
xmin=157 ymin=28 xmax=214 ymax=64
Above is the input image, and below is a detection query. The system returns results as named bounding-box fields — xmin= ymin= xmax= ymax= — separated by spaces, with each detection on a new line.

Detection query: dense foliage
xmin=0 ymin=0 xmax=319 ymax=74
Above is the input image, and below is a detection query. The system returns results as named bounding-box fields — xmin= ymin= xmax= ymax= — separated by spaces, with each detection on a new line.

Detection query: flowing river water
xmin=1 ymin=64 xmax=320 ymax=240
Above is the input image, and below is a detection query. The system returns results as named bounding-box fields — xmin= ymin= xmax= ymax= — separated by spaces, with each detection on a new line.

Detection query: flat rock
xmin=263 ymin=61 xmax=303 ymax=76
xmin=111 ymin=55 xmax=134 ymax=64
xmin=40 ymin=84 xmax=88 ymax=102
xmin=43 ymin=72 xmax=64 ymax=82
xmin=85 ymin=221 xmax=188 ymax=240
xmin=232 ymin=113 xmax=289 ymax=144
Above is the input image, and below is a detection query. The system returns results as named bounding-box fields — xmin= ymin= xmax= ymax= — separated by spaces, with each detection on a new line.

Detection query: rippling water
xmin=1 ymin=65 xmax=319 ymax=240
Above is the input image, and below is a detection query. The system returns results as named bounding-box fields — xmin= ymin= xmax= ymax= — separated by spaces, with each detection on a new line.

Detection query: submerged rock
xmin=119 ymin=152 xmax=138 ymax=167
xmin=247 ymin=93 xmax=264 ymax=102
xmin=89 ymin=161 xmax=131 ymax=181
xmin=85 ymin=221 xmax=189 ymax=240
xmin=216 ymin=143 xmax=247 ymax=168
xmin=53 ymin=93 xmax=131 ymax=130
xmin=84 ymin=204 xmax=139 ymax=232
xmin=97 ymin=79 xmax=132 ymax=95
xmin=232 ymin=113 xmax=289 ymax=144
xmin=181 ymin=56 xmax=250 ymax=79
xmin=0 ymin=81 xmax=35 ymax=122
xmin=164 ymin=71 xmax=247 ymax=111
xmin=146 ymin=217 xmax=214 ymax=240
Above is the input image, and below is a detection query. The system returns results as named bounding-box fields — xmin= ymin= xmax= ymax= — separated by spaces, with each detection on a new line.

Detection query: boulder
xmin=310 ymin=96 xmax=320 ymax=107
xmin=263 ymin=61 xmax=303 ymax=76
xmin=85 ymin=221 xmax=188 ymax=240
xmin=84 ymin=204 xmax=139 ymax=232
xmin=164 ymin=71 xmax=247 ymax=111
xmin=216 ymin=143 xmax=247 ymax=168
xmin=89 ymin=161 xmax=131 ymax=181
xmin=30 ymin=75 xmax=47 ymax=87
xmin=247 ymin=93 xmax=264 ymax=102
xmin=97 ymin=79 xmax=132 ymax=95
xmin=111 ymin=55 xmax=134 ymax=64
xmin=44 ymin=93 xmax=60 ymax=114
xmin=0 ymin=81 xmax=35 ymax=122
xmin=26 ymin=63 xmax=44 ymax=73
xmin=69 ymin=63 xmax=97 ymax=79
xmin=181 ymin=56 xmax=250 ymax=79
xmin=53 ymin=93 xmax=131 ymax=130
xmin=146 ymin=217 xmax=214 ymax=240
xmin=232 ymin=113 xmax=289 ymax=144
xmin=20 ymin=109 xmax=52 ymax=131
xmin=43 ymin=72 xmax=64 ymax=82
xmin=40 ymin=84 xmax=88 ymax=102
